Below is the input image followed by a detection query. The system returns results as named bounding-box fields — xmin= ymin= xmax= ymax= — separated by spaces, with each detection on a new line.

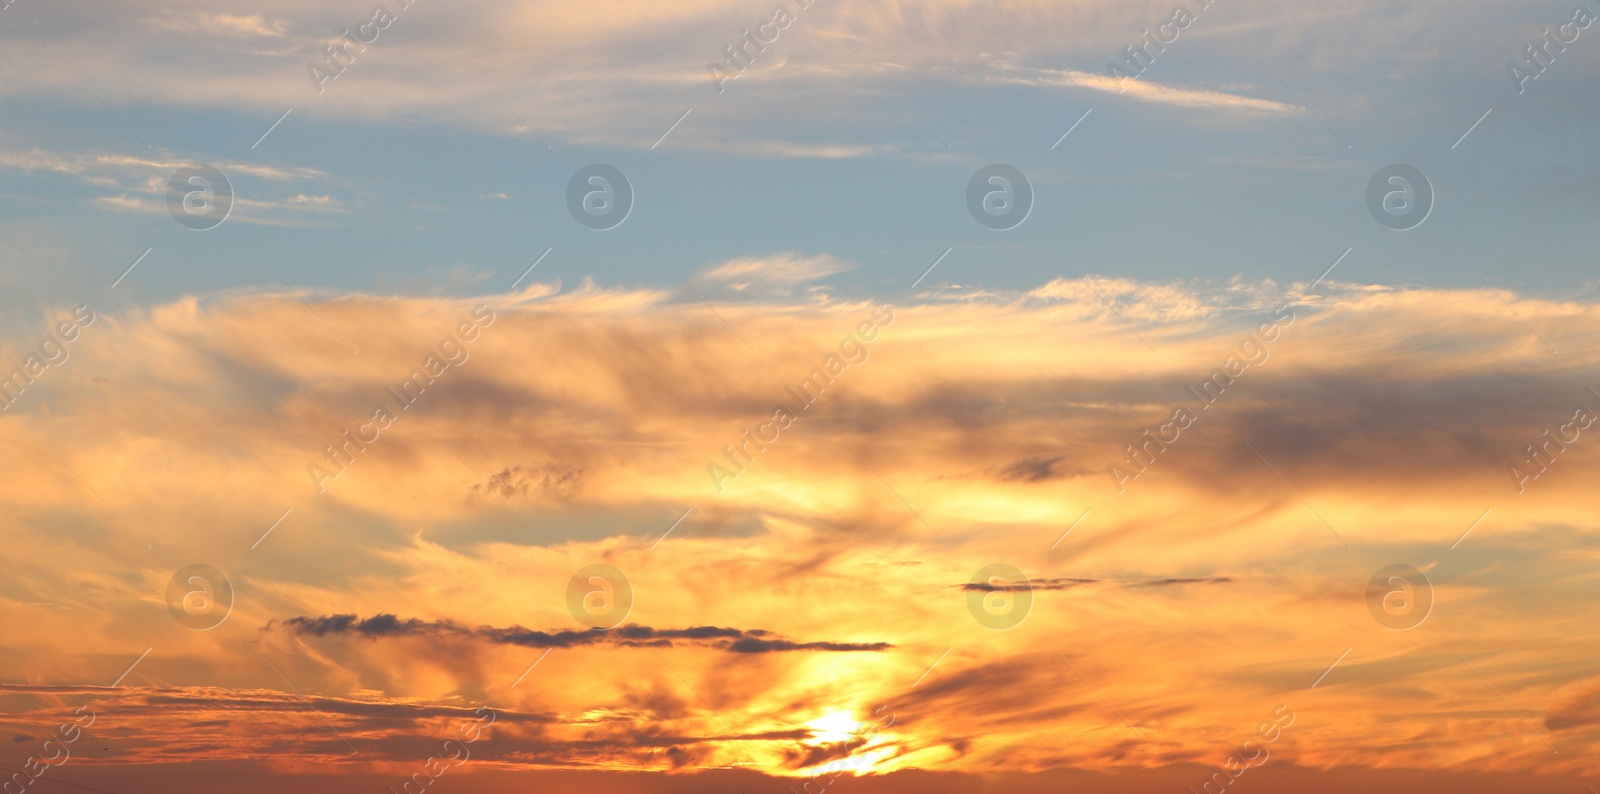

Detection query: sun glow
xmin=789 ymin=710 xmax=906 ymax=778
xmin=806 ymin=711 xmax=865 ymax=745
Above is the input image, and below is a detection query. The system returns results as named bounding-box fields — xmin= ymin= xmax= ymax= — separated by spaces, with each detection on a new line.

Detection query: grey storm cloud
xmin=276 ymin=614 xmax=891 ymax=653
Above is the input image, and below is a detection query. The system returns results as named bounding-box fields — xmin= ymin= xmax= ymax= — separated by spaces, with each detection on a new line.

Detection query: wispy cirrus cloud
xmin=0 ymin=148 xmax=323 ymax=182
xmin=997 ymin=65 xmax=1302 ymax=113
xmin=0 ymin=146 xmax=346 ymax=225
xmin=142 ymin=12 xmax=290 ymax=38
xmin=699 ymin=252 xmax=856 ymax=293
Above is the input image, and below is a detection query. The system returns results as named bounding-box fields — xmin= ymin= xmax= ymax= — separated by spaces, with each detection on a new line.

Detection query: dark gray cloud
xmin=471 ymin=462 xmax=586 ymax=501
xmin=996 ymin=456 xmax=1091 ymax=482
xmin=275 ymin=614 xmax=889 ymax=653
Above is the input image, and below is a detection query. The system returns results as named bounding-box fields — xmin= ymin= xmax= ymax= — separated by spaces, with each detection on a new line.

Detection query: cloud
xmin=1545 ymin=685 xmax=1600 ymax=732
xmin=649 ymin=138 xmax=900 ymax=160
xmin=0 ymin=149 xmax=323 ymax=183
xmin=2 ymin=276 xmax=1600 ymax=780
xmin=88 ymin=194 xmax=342 ymax=227
xmin=1008 ymin=577 xmax=1101 ymax=591
xmin=143 ymin=12 xmax=289 ymax=38
xmin=1002 ymin=66 xmax=1302 ymax=113
xmin=0 ymin=0 xmax=1360 ymax=153
xmin=996 ymin=455 xmax=1089 ymax=482
xmin=1025 ymin=276 xmax=1227 ymax=321
xmin=277 ymin=614 xmax=892 ymax=653
xmin=472 ymin=462 xmax=586 ymax=500
xmin=1129 ymin=577 xmax=1235 ymax=588
xmin=960 ymin=577 xmax=1235 ymax=592
xmin=698 ymin=253 xmax=856 ymax=292
xmin=0 ymin=147 xmax=342 ymax=225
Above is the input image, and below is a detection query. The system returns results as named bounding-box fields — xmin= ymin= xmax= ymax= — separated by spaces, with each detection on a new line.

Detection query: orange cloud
xmin=2 ymin=277 xmax=1599 ymax=785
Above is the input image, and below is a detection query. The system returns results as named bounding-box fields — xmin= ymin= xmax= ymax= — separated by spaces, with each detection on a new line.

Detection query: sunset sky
xmin=3 ymin=1 xmax=1600 ymax=792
